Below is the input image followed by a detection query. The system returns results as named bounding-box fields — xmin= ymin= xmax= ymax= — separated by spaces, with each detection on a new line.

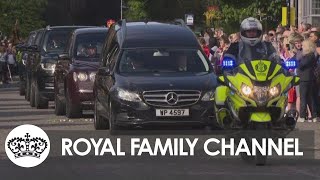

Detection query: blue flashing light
xmin=285 ymin=59 xmax=298 ymax=69
xmin=222 ymin=57 xmax=236 ymax=69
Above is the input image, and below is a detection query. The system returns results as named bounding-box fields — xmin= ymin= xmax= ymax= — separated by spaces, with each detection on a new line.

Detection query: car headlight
xmin=73 ymin=72 xmax=88 ymax=82
xmin=41 ymin=62 xmax=56 ymax=71
xmin=117 ymin=88 xmax=142 ymax=102
xmin=269 ymin=84 xmax=281 ymax=97
xmin=241 ymin=84 xmax=252 ymax=96
xmin=77 ymin=72 xmax=88 ymax=82
xmin=202 ymin=91 xmax=214 ymax=101
xmin=89 ymin=72 xmax=96 ymax=82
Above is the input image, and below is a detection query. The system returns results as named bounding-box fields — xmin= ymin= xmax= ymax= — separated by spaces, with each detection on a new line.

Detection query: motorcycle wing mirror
xmin=293 ymin=76 xmax=300 ymax=86
xmin=217 ymin=76 xmax=226 ymax=84
xmin=97 ymin=65 xmax=111 ymax=76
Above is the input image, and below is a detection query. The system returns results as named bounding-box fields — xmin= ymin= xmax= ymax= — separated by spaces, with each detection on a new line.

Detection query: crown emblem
xmin=7 ymin=133 xmax=48 ymax=158
xmin=255 ymin=62 xmax=267 ymax=73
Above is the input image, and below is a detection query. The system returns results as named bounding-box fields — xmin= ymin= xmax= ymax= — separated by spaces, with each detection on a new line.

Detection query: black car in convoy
xmin=54 ymin=27 xmax=108 ymax=118
xmin=15 ymin=31 xmax=37 ymax=96
xmin=25 ymin=29 xmax=45 ymax=101
xmin=93 ymin=20 xmax=218 ymax=131
xmin=27 ymin=26 xmax=94 ymax=109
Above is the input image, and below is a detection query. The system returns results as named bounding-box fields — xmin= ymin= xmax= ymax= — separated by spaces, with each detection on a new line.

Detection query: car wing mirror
xmin=57 ymin=53 xmax=70 ymax=67
xmin=27 ymin=45 xmax=40 ymax=52
xmin=58 ymin=53 xmax=70 ymax=61
xmin=97 ymin=65 xmax=111 ymax=76
xmin=20 ymin=46 xmax=27 ymax=51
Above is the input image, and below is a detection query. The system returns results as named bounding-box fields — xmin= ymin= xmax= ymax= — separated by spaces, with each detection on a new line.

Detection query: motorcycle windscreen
xmin=239 ymin=60 xmax=282 ymax=82
xmin=250 ymin=112 xmax=272 ymax=122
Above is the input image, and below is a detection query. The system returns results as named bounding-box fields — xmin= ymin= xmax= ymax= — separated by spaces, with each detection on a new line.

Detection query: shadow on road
xmin=0 ymin=111 xmax=53 ymax=118
xmin=0 ymin=123 xmax=90 ymax=130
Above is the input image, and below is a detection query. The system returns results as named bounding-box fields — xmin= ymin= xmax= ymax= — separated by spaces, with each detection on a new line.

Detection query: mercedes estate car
xmin=93 ymin=20 xmax=218 ymax=131
xmin=54 ymin=27 xmax=108 ymax=118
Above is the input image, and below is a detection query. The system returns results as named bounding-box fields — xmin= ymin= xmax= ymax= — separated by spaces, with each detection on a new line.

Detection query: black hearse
xmin=93 ymin=20 xmax=218 ymax=131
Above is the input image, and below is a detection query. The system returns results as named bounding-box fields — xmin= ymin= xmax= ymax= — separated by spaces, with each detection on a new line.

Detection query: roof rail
xmin=173 ymin=19 xmax=187 ymax=27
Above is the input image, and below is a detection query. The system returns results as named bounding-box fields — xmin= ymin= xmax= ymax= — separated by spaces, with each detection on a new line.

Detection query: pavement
xmin=0 ymin=79 xmax=319 ymax=180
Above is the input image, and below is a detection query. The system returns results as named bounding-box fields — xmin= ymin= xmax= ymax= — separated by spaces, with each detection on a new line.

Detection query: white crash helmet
xmin=240 ymin=17 xmax=263 ymax=46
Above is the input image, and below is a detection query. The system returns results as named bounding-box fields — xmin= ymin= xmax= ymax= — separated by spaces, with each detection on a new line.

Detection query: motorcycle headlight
xmin=201 ymin=91 xmax=215 ymax=101
xmin=117 ymin=88 xmax=142 ymax=102
xmin=269 ymin=84 xmax=281 ymax=97
xmin=41 ymin=62 xmax=56 ymax=71
xmin=89 ymin=72 xmax=96 ymax=82
xmin=77 ymin=72 xmax=88 ymax=82
xmin=241 ymin=84 xmax=252 ymax=96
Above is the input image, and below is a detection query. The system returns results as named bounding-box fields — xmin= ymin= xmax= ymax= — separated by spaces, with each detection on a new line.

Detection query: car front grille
xmin=78 ymin=81 xmax=93 ymax=91
xmin=142 ymin=90 xmax=201 ymax=107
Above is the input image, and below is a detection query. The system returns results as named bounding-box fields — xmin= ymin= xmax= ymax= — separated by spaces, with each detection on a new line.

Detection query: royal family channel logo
xmin=5 ymin=124 xmax=50 ymax=168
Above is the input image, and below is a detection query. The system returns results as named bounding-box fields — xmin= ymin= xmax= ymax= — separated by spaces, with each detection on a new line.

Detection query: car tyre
xmin=65 ymin=87 xmax=82 ymax=118
xmin=109 ymin=101 xmax=120 ymax=135
xmin=30 ymin=81 xmax=35 ymax=107
xmin=25 ymin=76 xmax=30 ymax=101
xmin=55 ymin=90 xmax=66 ymax=115
xmin=94 ymin=97 xmax=109 ymax=130
xmin=35 ymin=83 xmax=49 ymax=109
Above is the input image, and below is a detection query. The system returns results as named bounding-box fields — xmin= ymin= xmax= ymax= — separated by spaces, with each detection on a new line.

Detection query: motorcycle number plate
xmin=156 ymin=109 xmax=189 ymax=117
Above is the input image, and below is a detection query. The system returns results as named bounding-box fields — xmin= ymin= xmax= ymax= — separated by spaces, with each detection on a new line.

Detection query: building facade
xmin=297 ymin=0 xmax=320 ymax=26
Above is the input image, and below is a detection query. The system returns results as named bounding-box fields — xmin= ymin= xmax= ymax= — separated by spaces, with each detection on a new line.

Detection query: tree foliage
xmin=0 ymin=0 xmax=47 ymax=40
xmin=124 ymin=0 xmax=147 ymax=21
xmin=122 ymin=0 xmax=283 ymax=33
xmin=215 ymin=0 xmax=283 ymax=33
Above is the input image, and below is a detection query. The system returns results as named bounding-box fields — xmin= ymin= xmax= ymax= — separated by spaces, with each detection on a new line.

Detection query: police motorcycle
xmin=214 ymin=57 xmax=300 ymax=165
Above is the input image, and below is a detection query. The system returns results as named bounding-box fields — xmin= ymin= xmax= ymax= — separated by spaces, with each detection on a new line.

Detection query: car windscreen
xmin=73 ymin=32 xmax=106 ymax=61
xmin=42 ymin=30 xmax=73 ymax=54
xmin=118 ymin=49 xmax=210 ymax=74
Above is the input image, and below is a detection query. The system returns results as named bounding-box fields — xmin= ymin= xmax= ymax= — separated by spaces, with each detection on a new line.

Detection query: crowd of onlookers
xmin=0 ymin=37 xmax=17 ymax=84
xmin=198 ymin=23 xmax=320 ymax=122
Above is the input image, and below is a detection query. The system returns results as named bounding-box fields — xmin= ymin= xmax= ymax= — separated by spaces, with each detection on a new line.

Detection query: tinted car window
xmin=27 ymin=33 xmax=36 ymax=46
xmin=34 ymin=30 xmax=44 ymax=46
xmin=118 ymin=49 xmax=210 ymax=74
xmin=42 ymin=30 xmax=72 ymax=54
xmin=74 ymin=32 xmax=106 ymax=60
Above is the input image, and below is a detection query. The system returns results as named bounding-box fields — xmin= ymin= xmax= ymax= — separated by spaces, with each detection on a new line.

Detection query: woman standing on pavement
xmin=288 ymin=33 xmax=305 ymax=118
xmin=298 ymin=39 xmax=318 ymax=122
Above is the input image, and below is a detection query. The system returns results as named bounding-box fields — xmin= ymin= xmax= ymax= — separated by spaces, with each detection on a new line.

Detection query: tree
xmin=124 ymin=0 xmax=147 ymax=21
xmin=0 ymin=0 xmax=47 ymax=41
xmin=218 ymin=0 xmax=283 ymax=33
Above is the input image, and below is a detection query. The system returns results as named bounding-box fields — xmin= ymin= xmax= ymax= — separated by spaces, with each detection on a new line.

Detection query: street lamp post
xmin=121 ymin=0 xmax=123 ymax=20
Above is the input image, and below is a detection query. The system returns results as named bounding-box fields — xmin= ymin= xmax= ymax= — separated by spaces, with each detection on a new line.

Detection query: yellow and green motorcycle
xmin=214 ymin=58 xmax=300 ymax=165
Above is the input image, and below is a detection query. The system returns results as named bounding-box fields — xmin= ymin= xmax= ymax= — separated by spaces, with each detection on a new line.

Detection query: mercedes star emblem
xmin=166 ymin=92 xmax=178 ymax=105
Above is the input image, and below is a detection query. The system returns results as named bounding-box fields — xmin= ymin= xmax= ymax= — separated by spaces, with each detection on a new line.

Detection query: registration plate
xmin=156 ymin=109 xmax=189 ymax=117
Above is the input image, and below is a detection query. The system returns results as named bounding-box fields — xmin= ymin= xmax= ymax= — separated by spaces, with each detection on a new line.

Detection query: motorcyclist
xmin=224 ymin=17 xmax=280 ymax=64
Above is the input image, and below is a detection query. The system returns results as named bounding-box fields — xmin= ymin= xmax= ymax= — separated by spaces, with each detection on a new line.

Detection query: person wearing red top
xmin=199 ymin=37 xmax=210 ymax=57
